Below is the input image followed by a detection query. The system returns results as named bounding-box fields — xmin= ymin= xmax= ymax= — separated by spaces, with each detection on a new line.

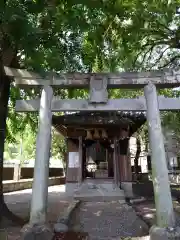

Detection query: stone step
xmin=74 ymin=180 xmax=125 ymax=202
xmin=74 ymin=188 xmax=125 ymax=202
xmin=74 ymin=194 xmax=126 ymax=202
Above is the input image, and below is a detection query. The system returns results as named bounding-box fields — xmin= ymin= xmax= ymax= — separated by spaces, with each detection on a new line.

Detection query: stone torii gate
xmin=5 ymin=67 xmax=180 ymax=239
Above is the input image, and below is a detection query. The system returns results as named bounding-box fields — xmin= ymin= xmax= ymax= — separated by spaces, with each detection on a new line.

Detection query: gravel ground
xmin=69 ymin=201 xmax=149 ymax=240
xmin=2 ymin=185 xmax=70 ymax=240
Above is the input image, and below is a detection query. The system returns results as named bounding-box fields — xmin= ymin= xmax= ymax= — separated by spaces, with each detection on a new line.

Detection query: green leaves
xmin=2 ymin=0 xmax=180 ymax=161
xmin=117 ymin=0 xmax=180 ymax=69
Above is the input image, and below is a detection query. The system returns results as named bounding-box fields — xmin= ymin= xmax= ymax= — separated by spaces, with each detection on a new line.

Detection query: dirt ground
xmin=5 ymin=185 xmax=180 ymax=239
xmin=131 ymin=198 xmax=180 ymax=228
xmin=2 ymin=185 xmax=70 ymax=240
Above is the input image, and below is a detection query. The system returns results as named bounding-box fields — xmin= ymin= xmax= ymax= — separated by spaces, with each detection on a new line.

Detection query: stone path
xmin=3 ymin=185 xmax=70 ymax=240
xmin=69 ymin=201 xmax=149 ymax=240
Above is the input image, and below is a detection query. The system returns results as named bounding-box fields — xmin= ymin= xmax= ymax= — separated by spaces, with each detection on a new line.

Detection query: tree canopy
xmin=1 ymin=0 xmax=180 ymax=161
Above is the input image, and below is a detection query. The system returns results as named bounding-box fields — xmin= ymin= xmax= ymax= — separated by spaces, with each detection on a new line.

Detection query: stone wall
xmin=3 ymin=166 xmax=64 ymax=181
xmin=3 ymin=177 xmax=65 ymax=193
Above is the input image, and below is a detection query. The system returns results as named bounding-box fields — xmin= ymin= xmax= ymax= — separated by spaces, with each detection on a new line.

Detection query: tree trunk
xmin=0 ymin=62 xmax=27 ymax=227
xmin=134 ymin=135 xmax=141 ymax=181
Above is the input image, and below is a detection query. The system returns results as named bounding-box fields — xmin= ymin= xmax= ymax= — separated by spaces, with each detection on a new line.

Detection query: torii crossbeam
xmin=15 ymin=97 xmax=180 ymax=112
xmin=4 ymin=66 xmax=180 ymax=89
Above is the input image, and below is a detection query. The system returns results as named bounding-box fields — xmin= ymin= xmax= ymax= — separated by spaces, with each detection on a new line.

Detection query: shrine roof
xmin=52 ymin=111 xmax=146 ymax=137
xmin=52 ymin=111 xmax=146 ymax=125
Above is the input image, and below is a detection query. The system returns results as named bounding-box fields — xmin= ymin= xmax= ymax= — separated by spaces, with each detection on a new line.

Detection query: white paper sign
xmin=68 ymin=152 xmax=79 ymax=168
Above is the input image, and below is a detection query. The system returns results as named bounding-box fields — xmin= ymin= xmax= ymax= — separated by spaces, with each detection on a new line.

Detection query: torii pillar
xmin=144 ymin=83 xmax=180 ymax=240
xmin=21 ymin=86 xmax=53 ymax=240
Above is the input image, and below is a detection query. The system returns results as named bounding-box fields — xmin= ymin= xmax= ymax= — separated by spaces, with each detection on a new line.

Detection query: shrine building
xmin=52 ymin=111 xmax=146 ymax=195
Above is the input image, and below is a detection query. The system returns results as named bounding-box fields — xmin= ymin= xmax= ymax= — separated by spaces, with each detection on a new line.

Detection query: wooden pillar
xmin=65 ymin=139 xmax=80 ymax=196
xmin=118 ymin=139 xmax=132 ymax=182
xmin=118 ymin=158 xmax=132 ymax=182
xmin=78 ymin=136 xmax=83 ymax=185
xmin=106 ymin=149 xmax=109 ymax=177
xmin=115 ymin=139 xmax=120 ymax=185
xmin=107 ymin=150 xmax=113 ymax=177
xmin=113 ymin=138 xmax=118 ymax=187
xmin=119 ymin=155 xmax=127 ymax=181
xmin=66 ymin=139 xmax=79 ymax=183
xmin=106 ymin=149 xmax=108 ymax=163
xmin=30 ymin=86 xmax=53 ymax=225
xmin=82 ymin=144 xmax=86 ymax=180
xmin=144 ymin=83 xmax=175 ymax=228
xmin=126 ymin=147 xmax=132 ymax=181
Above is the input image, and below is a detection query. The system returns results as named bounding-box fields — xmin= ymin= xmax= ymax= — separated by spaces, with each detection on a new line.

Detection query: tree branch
xmin=161 ymin=54 xmax=180 ymax=68
xmin=150 ymin=46 xmax=170 ymax=69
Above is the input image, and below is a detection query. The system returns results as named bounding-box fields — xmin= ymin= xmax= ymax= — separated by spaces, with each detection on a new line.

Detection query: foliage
xmin=1 ymin=0 xmax=180 ymax=161
xmin=4 ymin=125 xmax=36 ymax=161
xmin=51 ymin=129 xmax=66 ymax=159
xmin=4 ymin=126 xmax=66 ymax=161
xmin=96 ymin=0 xmax=180 ymax=70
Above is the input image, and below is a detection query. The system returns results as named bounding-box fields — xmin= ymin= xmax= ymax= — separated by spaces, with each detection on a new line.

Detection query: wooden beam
xmin=64 ymin=128 xmax=129 ymax=139
xmin=15 ymin=97 xmax=180 ymax=112
xmin=5 ymin=66 xmax=180 ymax=89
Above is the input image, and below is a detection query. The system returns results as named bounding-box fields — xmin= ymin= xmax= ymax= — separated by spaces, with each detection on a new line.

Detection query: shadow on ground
xmin=2 ymin=185 xmax=70 ymax=240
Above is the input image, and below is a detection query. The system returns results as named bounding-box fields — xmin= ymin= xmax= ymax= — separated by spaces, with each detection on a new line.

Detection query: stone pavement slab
xmin=69 ymin=201 xmax=149 ymax=240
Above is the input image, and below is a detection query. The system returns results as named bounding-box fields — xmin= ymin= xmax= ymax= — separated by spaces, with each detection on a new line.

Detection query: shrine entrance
xmin=85 ymin=140 xmax=109 ymax=179
xmin=84 ymin=139 xmax=115 ymax=179
xmin=5 ymin=66 xmax=180 ymax=229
